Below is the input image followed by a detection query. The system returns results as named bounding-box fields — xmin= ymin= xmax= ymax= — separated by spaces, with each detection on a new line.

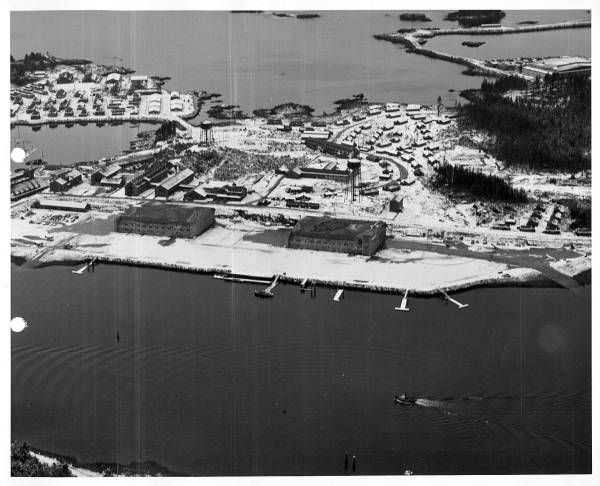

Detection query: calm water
xmin=11 ymin=263 xmax=591 ymax=475
xmin=426 ymin=28 xmax=591 ymax=61
xmin=11 ymin=123 xmax=158 ymax=169
xmin=10 ymin=10 xmax=590 ymax=114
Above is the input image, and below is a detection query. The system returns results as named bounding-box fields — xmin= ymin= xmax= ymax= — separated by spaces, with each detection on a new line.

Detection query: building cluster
xmin=288 ymin=216 xmax=387 ymax=256
xmin=49 ymin=168 xmax=83 ymax=193
xmin=125 ymin=159 xmax=171 ymax=196
xmin=487 ymin=56 xmax=591 ymax=79
xmin=522 ymin=56 xmax=591 ymax=79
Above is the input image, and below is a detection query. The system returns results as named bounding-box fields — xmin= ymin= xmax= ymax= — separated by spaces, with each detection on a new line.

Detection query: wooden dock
xmin=394 ymin=289 xmax=410 ymax=311
xmin=439 ymin=288 xmax=469 ymax=309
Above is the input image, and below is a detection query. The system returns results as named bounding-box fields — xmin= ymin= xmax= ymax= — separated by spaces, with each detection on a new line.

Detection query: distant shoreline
xmin=24 ymin=443 xmax=178 ymax=477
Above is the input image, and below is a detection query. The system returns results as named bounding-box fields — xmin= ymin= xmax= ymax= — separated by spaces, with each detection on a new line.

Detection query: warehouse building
xmin=155 ymin=168 xmax=195 ymax=197
xmin=522 ymin=56 xmax=591 ymax=79
xmin=91 ymin=163 xmax=122 ymax=185
xmin=115 ymin=202 xmax=214 ymax=238
xmin=11 ymin=177 xmax=47 ymax=201
xmin=389 ymin=194 xmax=404 ymax=213
xmin=303 ymin=138 xmax=357 ymax=159
xmin=184 ymin=183 xmax=247 ymax=202
xmin=125 ymin=159 xmax=170 ymax=196
xmin=49 ymin=169 xmax=83 ymax=193
xmin=288 ymin=216 xmax=387 ymax=256
xmin=130 ymin=75 xmax=148 ymax=90
xmin=32 ymin=199 xmax=90 ymax=212
xmin=286 ymin=166 xmax=351 ymax=182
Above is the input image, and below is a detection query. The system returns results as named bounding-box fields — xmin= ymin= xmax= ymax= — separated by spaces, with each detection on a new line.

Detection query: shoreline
xmin=25 ymin=444 xmax=177 ymax=477
xmin=11 ymin=250 xmax=579 ymax=296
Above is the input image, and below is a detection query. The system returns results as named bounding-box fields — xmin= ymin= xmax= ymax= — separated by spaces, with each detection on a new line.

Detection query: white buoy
xmin=11 ymin=317 xmax=28 ymax=332
xmin=11 ymin=147 xmax=27 ymax=164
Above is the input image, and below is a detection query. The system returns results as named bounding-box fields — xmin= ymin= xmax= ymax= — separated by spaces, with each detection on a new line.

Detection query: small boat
xmin=394 ymin=393 xmax=417 ymax=405
xmin=254 ymin=289 xmax=274 ymax=298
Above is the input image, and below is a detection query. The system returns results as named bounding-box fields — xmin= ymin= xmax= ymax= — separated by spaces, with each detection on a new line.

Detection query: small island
xmin=444 ymin=10 xmax=506 ymax=27
xmin=462 ymin=41 xmax=486 ymax=47
xmin=399 ymin=13 xmax=431 ymax=22
xmin=296 ymin=13 xmax=320 ymax=19
xmin=252 ymin=102 xmax=314 ymax=118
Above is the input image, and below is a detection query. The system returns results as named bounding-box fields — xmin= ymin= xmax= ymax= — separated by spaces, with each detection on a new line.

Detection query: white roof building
xmin=106 ymin=73 xmax=122 ymax=84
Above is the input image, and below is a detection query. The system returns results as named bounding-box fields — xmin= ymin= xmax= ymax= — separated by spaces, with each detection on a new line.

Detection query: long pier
xmin=374 ymin=20 xmax=591 ymax=81
xmin=439 ymin=289 xmax=469 ymax=309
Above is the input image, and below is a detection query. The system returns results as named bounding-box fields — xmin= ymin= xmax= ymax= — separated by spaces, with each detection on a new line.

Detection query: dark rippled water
xmin=11 ymin=263 xmax=591 ymax=475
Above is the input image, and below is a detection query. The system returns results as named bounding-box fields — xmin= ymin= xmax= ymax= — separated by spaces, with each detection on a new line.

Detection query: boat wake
xmin=396 ymin=393 xmax=591 ymax=453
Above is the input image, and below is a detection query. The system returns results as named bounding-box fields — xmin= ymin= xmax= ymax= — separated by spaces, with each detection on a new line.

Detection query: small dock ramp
xmin=439 ymin=288 xmax=469 ymax=309
xmin=395 ymin=289 xmax=410 ymax=312
xmin=72 ymin=256 xmax=97 ymax=275
xmin=72 ymin=263 xmax=88 ymax=275
xmin=265 ymin=274 xmax=280 ymax=293
xmin=255 ymin=274 xmax=280 ymax=298
xmin=333 ymin=289 xmax=344 ymax=302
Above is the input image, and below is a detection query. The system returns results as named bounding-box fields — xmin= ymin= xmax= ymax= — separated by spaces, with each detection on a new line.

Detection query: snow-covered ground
xmin=12 ymin=209 xmax=590 ymax=294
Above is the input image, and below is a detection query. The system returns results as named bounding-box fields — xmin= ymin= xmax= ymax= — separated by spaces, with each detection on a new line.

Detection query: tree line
xmin=457 ymin=76 xmax=591 ymax=172
xmin=432 ymin=163 xmax=528 ymax=203
xmin=11 ymin=442 xmax=72 ymax=477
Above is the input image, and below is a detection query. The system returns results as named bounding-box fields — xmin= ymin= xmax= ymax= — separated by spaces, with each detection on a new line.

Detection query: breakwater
xmin=374 ymin=20 xmax=591 ymax=80
xmin=418 ymin=20 xmax=591 ymax=37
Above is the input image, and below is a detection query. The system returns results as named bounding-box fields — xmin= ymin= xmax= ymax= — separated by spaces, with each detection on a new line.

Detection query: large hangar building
xmin=288 ymin=216 xmax=386 ymax=256
xmin=115 ymin=202 xmax=214 ymax=239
